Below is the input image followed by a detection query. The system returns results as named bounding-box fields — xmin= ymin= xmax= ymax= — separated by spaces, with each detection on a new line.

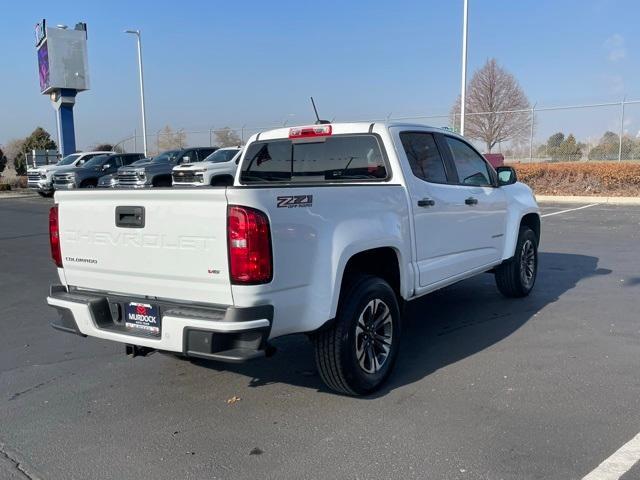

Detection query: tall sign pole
xmin=460 ymin=0 xmax=469 ymax=136
xmin=125 ymin=30 xmax=148 ymax=157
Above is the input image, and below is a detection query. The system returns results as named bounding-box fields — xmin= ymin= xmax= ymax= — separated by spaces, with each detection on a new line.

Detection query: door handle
xmin=417 ymin=198 xmax=436 ymax=207
xmin=465 ymin=197 xmax=478 ymax=206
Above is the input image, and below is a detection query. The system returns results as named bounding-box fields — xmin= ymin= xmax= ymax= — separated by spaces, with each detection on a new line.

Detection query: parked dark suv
xmin=53 ymin=153 xmax=145 ymax=190
xmin=116 ymin=147 xmax=217 ymax=188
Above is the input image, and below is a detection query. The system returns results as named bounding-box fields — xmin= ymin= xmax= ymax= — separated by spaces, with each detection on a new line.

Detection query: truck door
xmin=392 ymin=129 xmax=475 ymax=288
xmin=439 ymin=134 xmax=508 ymax=271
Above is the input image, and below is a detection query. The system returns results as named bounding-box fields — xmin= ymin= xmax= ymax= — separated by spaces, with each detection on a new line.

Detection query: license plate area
xmin=125 ymin=302 xmax=161 ymax=336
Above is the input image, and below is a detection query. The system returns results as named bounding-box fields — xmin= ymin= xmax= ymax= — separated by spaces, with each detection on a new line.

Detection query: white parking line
xmin=582 ymin=432 xmax=640 ymax=480
xmin=541 ymin=203 xmax=599 ymax=218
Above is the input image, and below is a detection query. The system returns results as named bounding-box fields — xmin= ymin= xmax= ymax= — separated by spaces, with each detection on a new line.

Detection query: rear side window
xmin=400 ymin=132 xmax=448 ymax=184
xmin=241 ymin=135 xmax=387 ymax=184
xmin=445 ymin=136 xmax=493 ymax=186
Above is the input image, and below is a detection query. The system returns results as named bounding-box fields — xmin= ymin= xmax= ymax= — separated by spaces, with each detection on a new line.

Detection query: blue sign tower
xmin=35 ymin=20 xmax=90 ymax=156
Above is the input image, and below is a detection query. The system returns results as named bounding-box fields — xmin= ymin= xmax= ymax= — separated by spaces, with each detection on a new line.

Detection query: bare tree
xmin=157 ymin=125 xmax=187 ymax=152
xmin=214 ymin=127 xmax=242 ymax=148
xmin=451 ymin=59 xmax=532 ymax=152
xmin=3 ymin=138 xmax=26 ymax=164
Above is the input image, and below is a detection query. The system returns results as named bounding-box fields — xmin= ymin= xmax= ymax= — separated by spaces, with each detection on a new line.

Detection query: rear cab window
xmin=399 ymin=132 xmax=448 ymax=184
xmin=240 ymin=134 xmax=388 ymax=184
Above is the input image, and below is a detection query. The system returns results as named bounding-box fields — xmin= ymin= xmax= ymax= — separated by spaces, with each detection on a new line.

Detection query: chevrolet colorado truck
xmin=172 ymin=147 xmax=241 ymax=187
xmin=46 ymin=123 xmax=540 ymax=395
xmin=27 ymin=151 xmax=112 ymax=197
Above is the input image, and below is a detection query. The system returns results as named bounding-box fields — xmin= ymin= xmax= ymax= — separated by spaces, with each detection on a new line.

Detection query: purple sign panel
xmin=38 ymin=41 xmax=50 ymax=93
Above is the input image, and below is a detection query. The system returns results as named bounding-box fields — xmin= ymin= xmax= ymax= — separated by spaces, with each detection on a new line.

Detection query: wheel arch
xmin=152 ymin=173 xmax=172 ymax=187
xmin=210 ymin=174 xmax=234 ymax=186
xmin=330 ymin=246 xmax=407 ymax=320
xmin=521 ymin=212 xmax=541 ymax=244
xmin=502 ymin=211 xmax=541 ymax=260
xmin=80 ymin=177 xmax=98 ymax=187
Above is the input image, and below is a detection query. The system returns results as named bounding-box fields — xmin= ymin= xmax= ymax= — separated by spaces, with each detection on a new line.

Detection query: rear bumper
xmin=47 ymin=285 xmax=273 ymax=362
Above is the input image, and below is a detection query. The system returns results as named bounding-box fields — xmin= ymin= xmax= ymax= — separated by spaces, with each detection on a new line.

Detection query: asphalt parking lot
xmin=1 ymin=196 xmax=639 ymax=480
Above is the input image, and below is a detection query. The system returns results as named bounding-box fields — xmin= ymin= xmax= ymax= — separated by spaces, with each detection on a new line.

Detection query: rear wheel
xmin=495 ymin=226 xmax=538 ymax=297
xmin=38 ymin=191 xmax=54 ymax=198
xmin=314 ymin=275 xmax=401 ymax=396
xmin=80 ymin=179 xmax=97 ymax=189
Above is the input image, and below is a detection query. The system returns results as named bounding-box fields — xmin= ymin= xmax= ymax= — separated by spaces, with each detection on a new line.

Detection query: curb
xmin=0 ymin=192 xmax=39 ymax=199
xmin=536 ymin=195 xmax=640 ymax=205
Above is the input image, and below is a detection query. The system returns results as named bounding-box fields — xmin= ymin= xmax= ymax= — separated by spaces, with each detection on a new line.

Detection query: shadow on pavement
xmin=191 ymin=252 xmax=611 ymax=396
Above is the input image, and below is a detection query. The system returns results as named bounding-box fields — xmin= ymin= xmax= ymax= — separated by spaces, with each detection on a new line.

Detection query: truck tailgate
xmin=56 ymin=189 xmax=232 ymax=305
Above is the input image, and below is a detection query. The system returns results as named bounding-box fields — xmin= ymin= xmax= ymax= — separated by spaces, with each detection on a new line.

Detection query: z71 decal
xmin=277 ymin=195 xmax=313 ymax=208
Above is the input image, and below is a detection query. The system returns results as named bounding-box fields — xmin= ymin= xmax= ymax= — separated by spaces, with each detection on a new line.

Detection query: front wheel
xmin=314 ymin=275 xmax=401 ymax=396
xmin=495 ymin=226 xmax=538 ymax=297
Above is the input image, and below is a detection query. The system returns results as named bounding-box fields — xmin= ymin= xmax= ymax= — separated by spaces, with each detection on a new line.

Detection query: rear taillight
xmin=227 ymin=205 xmax=272 ymax=284
xmin=49 ymin=205 xmax=62 ymax=267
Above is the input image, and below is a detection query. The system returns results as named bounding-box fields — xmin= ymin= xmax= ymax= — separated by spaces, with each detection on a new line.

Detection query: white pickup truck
xmin=46 ymin=122 xmax=540 ymax=395
xmin=172 ymin=147 xmax=241 ymax=187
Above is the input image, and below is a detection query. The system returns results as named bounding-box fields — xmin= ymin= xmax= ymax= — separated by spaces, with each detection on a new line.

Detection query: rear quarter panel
xmin=226 ymin=185 xmax=412 ymax=338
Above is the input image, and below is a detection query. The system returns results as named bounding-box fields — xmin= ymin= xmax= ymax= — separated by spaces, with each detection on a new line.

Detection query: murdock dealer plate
xmin=125 ymin=302 xmax=161 ymax=336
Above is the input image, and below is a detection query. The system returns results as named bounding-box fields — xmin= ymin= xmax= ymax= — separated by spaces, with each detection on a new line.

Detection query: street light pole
xmin=460 ymin=0 xmax=469 ymax=136
xmin=125 ymin=29 xmax=148 ymax=157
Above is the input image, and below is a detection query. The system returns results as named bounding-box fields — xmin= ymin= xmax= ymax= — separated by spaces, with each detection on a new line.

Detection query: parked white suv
xmin=27 ymin=151 xmax=113 ymax=197
xmin=172 ymin=147 xmax=241 ymax=187
xmin=46 ymin=123 xmax=540 ymax=395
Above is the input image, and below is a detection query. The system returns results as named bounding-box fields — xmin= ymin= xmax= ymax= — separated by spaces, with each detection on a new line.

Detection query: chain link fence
xmin=114 ymin=99 xmax=640 ymax=163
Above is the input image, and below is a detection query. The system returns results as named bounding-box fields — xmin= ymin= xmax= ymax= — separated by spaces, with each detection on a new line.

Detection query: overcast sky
xmin=1 ymin=0 xmax=638 ymax=150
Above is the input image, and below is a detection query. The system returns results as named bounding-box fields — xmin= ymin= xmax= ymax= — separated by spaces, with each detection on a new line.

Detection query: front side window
xmin=400 ymin=132 xmax=448 ymax=184
xmin=241 ymin=135 xmax=387 ymax=184
xmin=82 ymin=155 xmax=111 ymax=169
xmin=445 ymin=136 xmax=493 ymax=186
xmin=152 ymin=150 xmax=180 ymax=163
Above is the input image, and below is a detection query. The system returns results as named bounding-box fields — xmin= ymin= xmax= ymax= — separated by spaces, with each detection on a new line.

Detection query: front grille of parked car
xmin=27 ymin=172 xmax=42 ymax=183
xmin=117 ymin=172 xmax=144 ymax=185
xmin=172 ymin=171 xmax=198 ymax=183
xmin=53 ymin=174 xmax=75 ymax=186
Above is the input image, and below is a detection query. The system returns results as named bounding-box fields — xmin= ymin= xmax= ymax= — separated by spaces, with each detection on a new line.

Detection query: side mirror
xmin=496 ymin=166 xmax=517 ymax=186
xmin=102 ymin=164 xmax=111 ymax=171
xmin=235 ymin=158 xmax=240 ymax=165
xmin=182 ymin=156 xmax=190 ymax=163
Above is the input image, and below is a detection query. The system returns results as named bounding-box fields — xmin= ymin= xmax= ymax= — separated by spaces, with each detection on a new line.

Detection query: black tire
xmin=314 ymin=275 xmax=401 ymax=396
xmin=38 ymin=191 xmax=54 ymax=198
xmin=495 ymin=226 xmax=538 ymax=298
